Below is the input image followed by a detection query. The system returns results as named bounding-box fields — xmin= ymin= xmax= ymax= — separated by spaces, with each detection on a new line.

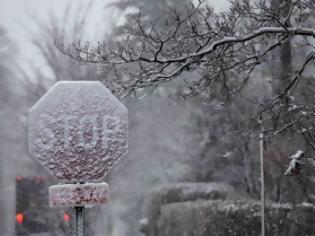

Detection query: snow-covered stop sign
xmin=28 ymin=81 xmax=128 ymax=182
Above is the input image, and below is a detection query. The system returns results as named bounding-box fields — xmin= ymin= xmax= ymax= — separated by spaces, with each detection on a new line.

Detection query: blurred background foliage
xmin=1 ymin=0 xmax=315 ymax=235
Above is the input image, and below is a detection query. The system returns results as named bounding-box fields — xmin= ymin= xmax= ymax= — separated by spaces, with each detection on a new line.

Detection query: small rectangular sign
xmin=49 ymin=182 xmax=109 ymax=207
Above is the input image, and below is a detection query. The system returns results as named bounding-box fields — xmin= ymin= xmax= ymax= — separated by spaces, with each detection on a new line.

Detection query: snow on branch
xmin=157 ymin=27 xmax=315 ymax=64
xmin=59 ymin=26 xmax=315 ymax=65
xmin=56 ymin=0 xmax=315 ymax=100
xmin=284 ymin=150 xmax=304 ymax=176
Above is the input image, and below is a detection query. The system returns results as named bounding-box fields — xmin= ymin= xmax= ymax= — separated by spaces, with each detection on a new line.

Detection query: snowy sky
xmin=0 ymin=0 xmax=117 ymax=77
xmin=0 ymin=0 xmax=230 ymax=78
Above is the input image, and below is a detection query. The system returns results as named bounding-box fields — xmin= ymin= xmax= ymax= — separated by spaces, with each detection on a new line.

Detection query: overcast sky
xmin=0 ymin=0 xmax=117 ymax=77
xmin=0 ymin=0 xmax=229 ymax=78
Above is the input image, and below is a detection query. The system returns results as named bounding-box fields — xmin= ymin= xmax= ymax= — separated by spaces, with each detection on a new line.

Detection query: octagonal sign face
xmin=28 ymin=81 xmax=128 ymax=182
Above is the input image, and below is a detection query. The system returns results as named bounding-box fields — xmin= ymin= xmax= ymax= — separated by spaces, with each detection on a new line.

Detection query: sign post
xmin=75 ymin=206 xmax=85 ymax=236
xmin=28 ymin=81 xmax=128 ymax=235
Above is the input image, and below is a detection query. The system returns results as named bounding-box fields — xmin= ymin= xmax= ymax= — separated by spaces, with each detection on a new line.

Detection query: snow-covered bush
xmin=144 ymin=182 xmax=239 ymax=236
xmin=155 ymin=200 xmax=315 ymax=236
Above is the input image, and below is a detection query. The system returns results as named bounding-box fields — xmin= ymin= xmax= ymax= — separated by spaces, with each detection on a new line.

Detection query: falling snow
xmin=28 ymin=81 xmax=128 ymax=182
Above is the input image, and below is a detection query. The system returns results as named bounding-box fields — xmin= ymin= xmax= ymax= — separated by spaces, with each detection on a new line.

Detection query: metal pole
xmin=259 ymin=123 xmax=265 ymax=236
xmin=75 ymin=206 xmax=85 ymax=236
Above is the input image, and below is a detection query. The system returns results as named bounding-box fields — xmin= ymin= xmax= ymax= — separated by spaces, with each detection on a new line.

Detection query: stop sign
xmin=28 ymin=81 xmax=128 ymax=182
